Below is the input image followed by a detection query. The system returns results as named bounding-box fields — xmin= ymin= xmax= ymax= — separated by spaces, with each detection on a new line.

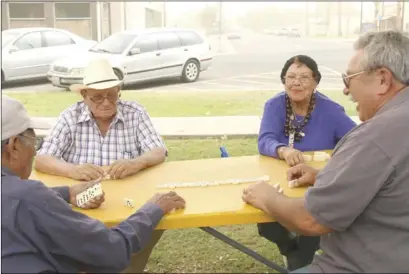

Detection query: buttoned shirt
xmin=37 ymin=100 xmax=165 ymax=166
xmin=1 ymin=167 xmax=164 ymax=273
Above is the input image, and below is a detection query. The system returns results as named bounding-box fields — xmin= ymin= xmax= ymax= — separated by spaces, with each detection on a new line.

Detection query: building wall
xmin=109 ymin=1 xmax=163 ymax=33
xmin=2 ymin=1 xmax=164 ymax=41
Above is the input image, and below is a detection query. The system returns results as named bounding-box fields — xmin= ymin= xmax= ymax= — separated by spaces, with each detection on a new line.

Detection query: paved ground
xmin=2 ymin=34 xmax=353 ymax=93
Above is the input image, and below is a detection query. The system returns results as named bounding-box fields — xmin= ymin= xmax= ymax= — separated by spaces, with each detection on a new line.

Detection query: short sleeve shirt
xmin=305 ymin=88 xmax=409 ymax=273
xmin=37 ymin=100 xmax=166 ymax=166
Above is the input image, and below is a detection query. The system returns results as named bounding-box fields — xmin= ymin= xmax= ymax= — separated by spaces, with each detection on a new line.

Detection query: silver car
xmin=1 ymin=27 xmax=96 ymax=83
xmin=47 ymin=28 xmax=213 ymax=89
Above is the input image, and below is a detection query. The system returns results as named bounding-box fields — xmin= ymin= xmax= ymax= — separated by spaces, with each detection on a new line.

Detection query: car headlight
xmin=70 ymin=68 xmax=84 ymax=76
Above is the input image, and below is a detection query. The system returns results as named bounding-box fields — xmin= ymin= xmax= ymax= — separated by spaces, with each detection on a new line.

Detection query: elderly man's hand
xmin=69 ymin=179 xmax=105 ymax=209
xmin=148 ymin=191 xmax=186 ymax=214
xmin=287 ymin=163 xmax=320 ymax=188
xmin=106 ymin=159 xmax=139 ymax=180
xmin=242 ymin=182 xmax=283 ymax=212
xmin=69 ymin=164 xmax=105 ymax=181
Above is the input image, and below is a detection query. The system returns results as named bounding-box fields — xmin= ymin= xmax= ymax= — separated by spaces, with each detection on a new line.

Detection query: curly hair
xmin=280 ymin=55 xmax=321 ymax=84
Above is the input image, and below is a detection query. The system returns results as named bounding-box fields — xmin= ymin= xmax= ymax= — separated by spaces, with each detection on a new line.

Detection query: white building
xmin=1 ymin=1 xmax=164 ymax=41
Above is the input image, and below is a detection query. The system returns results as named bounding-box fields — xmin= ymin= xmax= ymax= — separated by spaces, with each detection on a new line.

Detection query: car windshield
xmin=2 ymin=32 xmax=20 ymax=48
xmin=89 ymin=33 xmax=137 ymax=54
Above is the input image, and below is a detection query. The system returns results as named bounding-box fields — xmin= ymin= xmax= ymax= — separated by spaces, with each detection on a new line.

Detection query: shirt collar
xmin=375 ymin=86 xmax=409 ymax=117
xmin=77 ymin=101 xmax=125 ymax=124
xmin=1 ymin=166 xmax=17 ymax=177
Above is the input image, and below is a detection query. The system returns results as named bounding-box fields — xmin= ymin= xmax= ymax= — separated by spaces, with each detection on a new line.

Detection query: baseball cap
xmin=1 ymin=95 xmax=50 ymax=141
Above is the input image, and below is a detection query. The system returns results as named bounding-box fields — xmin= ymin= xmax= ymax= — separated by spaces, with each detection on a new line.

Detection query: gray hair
xmin=353 ymin=31 xmax=409 ymax=85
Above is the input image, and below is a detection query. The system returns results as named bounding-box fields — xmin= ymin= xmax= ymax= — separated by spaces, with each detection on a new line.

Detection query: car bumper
xmin=200 ymin=58 xmax=212 ymax=71
xmin=47 ymin=72 xmax=83 ymax=88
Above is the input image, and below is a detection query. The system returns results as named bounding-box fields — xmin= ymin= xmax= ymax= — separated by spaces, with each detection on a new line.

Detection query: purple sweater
xmin=258 ymin=91 xmax=357 ymax=158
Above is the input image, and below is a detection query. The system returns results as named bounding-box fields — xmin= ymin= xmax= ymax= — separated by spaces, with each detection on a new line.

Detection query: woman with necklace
xmin=257 ymin=55 xmax=356 ymax=270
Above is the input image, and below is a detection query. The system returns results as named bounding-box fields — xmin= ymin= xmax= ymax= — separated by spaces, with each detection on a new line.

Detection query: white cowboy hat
xmin=69 ymin=58 xmax=123 ymax=93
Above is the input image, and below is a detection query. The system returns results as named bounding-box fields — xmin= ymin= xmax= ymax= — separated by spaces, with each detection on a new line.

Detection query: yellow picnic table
xmin=30 ymin=154 xmax=329 ymax=273
xmin=30 ymin=154 xmax=328 ymax=229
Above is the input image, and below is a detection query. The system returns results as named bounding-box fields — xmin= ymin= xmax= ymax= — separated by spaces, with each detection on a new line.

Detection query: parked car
xmin=1 ymin=27 xmax=96 ymax=83
xmin=263 ymin=29 xmax=278 ymax=35
xmin=277 ymin=28 xmax=290 ymax=36
xmin=288 ymin=28 xmax=301 ymax=38
xmin=226 ymin=31 xmax=241 ymax=40
xmin=47 ymin=28 xmax=213 ymax=89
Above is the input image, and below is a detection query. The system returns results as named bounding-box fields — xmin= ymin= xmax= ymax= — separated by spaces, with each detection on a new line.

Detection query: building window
xmin=9 ymin=3 xmax=45 ymax=19
xmin=54 ymin=2 xmax=92 ymax=39
xmin=55 ymin=2 xmax=91 ymax=19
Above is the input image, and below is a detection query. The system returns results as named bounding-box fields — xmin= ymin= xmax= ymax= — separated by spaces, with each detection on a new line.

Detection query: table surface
xmin=30 ymin=154 xmax=328 ymax=230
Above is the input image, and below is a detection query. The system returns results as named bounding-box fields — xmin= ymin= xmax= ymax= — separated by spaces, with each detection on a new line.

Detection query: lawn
xmin=6 ymin=89 xmax=357 ymax=117
xmin=149 ymin=137 xmax=285 ymax=273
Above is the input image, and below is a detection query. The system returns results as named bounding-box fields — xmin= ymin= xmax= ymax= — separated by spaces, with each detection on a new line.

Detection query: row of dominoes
xmin=303 ymin=152 xmax=331 ymax=162
xmin=156 ymin=175 xmax=270 ymax=189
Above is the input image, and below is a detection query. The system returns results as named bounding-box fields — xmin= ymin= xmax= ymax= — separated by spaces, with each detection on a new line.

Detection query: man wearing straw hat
xmin=34 ymin=58 xmax=168 ymax=273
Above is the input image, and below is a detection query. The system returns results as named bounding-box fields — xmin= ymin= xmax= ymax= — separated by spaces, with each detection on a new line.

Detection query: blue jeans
xmin=290 ymin=266 xmax=310 ymax=273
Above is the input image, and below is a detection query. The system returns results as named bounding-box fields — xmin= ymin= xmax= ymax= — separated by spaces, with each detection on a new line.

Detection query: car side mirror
xmin=8 ymin=46 xmax=19 ymax=54
xmin=129 ymin=48 xmax=141 ymax=55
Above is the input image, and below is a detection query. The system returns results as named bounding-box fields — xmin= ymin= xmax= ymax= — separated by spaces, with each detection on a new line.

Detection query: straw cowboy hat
xmin=69 ymin=58 xmax=123 ymax=93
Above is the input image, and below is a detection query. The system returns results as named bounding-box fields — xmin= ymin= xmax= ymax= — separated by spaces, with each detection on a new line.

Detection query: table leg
xmin=200 ymin=227 xmax=289 ymax=273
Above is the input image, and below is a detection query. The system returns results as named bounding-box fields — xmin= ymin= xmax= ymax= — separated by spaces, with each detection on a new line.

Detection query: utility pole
xmin=219 ymin=1 xmax=222 ymax=53
xmin=360 ymin=1 xmax=364 ymax=33
xmin=163 ymin=1 xmax=166 ymax=27
xmin=337 ymin=1 xmax=342 ymax=36
xmin=305 ymin=1 xmax=309 ymax=36
xmin=403 ymin=0 xmax=406 ymax=32
xmin=396 ymin=0 xmax=403 ymax=31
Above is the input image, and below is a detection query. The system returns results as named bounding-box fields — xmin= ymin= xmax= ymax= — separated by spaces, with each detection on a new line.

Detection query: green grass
xmin=149 ymin=138 xmax=284 ymax=273
xmin=6 ymin=90 xmax=357 ymax=117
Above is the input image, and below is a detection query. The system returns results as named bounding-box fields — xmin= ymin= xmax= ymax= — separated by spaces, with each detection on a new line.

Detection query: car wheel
xmin=181 ymin=59 xmax=200 ymax=83
xmin=113 ymin=69 xmax=125 ymax=89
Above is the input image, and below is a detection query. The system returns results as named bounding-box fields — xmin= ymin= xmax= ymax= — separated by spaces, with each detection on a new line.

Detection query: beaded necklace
xmin=284 ymin=93 xmax=316 ymax=147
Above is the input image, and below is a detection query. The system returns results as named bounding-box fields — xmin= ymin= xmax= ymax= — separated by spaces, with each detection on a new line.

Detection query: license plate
xmin=51 ymin=76 xmax=60 ymax=85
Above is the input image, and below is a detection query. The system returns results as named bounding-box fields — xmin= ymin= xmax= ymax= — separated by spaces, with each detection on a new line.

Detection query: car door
xmin=123 ymin=34 xmax=163 ymax=82
xmin=5 ymin=31 xmax=46 ymax=79
xmin=42 ymin=30 xmax=77 ymax=70
xmin=153 ymin=32 xmax=185 ymax=76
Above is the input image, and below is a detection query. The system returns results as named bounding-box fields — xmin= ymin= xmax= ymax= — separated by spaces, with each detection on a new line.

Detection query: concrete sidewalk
xmin=34 ymin=115 xmax=361 ymax=138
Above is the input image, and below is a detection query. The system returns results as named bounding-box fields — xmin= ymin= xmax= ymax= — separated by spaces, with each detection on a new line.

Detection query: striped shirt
xmin=37 ymin=100 xmax=165 ymax=166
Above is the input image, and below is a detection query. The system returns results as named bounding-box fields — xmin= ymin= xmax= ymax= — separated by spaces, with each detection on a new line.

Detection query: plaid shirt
xmin=37 ymin=100 xmax=166 ymax=166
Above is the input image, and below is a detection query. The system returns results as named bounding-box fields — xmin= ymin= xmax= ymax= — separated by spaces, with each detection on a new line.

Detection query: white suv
xmin=47 ymin=28 xmax=213 ymax=89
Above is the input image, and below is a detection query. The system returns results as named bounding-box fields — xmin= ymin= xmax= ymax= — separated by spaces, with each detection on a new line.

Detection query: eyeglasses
xmin=283 ymin=75 xmax=312 ymax=84
xmin=18 ymin=135 xmax=44 ymax=151
xmin=342 ymin=70 xmax=365 ymax=88
xmin=88 ymin=92 xmax=119 ymax=104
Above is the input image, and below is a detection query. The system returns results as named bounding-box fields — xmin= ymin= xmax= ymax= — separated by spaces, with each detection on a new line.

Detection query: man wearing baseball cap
xmin=1 ymin=95 xmax=185 ymax=273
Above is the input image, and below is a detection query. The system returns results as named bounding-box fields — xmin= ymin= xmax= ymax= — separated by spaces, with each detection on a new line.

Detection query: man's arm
xmin=35 ymin=155 xmax=77 ymax=178
xmin=51 ymin=186 xmax=70 ymax=203
xmin=28 ymin=183 xmax=164 ymax=273
xmin=264 ymin=195 xmax=333 ymax=236
xmin=130 ymin=147 xmax=167 ymax=173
